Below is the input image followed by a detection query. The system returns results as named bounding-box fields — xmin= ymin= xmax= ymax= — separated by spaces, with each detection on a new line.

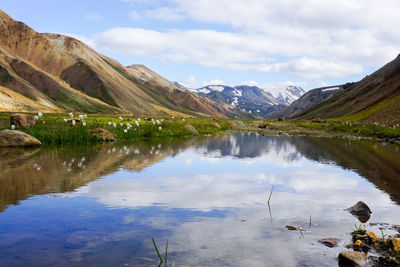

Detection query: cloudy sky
xmin=2 ymin=0 xmax=399 ymax=90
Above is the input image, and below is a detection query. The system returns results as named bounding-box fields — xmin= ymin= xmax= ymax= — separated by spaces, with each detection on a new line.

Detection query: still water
xmin=0 ymin=134 xmax=399 ymax=266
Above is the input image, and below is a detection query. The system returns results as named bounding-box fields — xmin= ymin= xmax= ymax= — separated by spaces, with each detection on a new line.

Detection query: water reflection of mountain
xmin=0 ymin=139 xmax=195 ymax=212
xmin=291 ymin=137 xmax=400 ymax=205
xmin=197 ymin=133 xmax=302 ymax=161
xmin=1 ymin=134 xmax=400 ymax=213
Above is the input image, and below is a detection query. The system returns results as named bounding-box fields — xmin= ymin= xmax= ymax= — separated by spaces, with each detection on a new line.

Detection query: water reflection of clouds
xmin=77 ymin=163 xmax=395 ymax=266
xmin=3 ymin=134 xmax=400 ymax=266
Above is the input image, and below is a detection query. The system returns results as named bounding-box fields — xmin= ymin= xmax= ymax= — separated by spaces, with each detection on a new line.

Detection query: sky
xmin=1 ymin=0 xmax=399 ymax=91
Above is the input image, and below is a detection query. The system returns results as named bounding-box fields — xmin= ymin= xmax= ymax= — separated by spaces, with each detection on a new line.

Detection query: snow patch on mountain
xmin=267 ymin=86 xmax=306 ymax=104
xmin=233 ymin=89 xmax=242 ymax=97
xmin=199 ymin=88 xmax=211 ymax=94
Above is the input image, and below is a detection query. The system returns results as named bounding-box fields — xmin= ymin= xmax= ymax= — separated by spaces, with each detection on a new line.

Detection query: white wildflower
xmin=135 ymin=121 xmax=139 ymax=127
xmin=79 ymin=114 xmax=84 ymax=120
xmin=113 ymin=123 xmax=117 ymax=128
xmin=34 ymin=115 xmax=39 ymax=120
xmin=69 ymin=112 xmax=73 ymax=118
xmin=72 ymin=120 xmax=76 ymax=126
xmin=82 ymin=122 xmax=86 ymax=127
xmin=64 ymin=118 xmax=68 ymax=122
xmin=11 ymin=125 xmax=15 ymax=130
xmin=124 ymin=129 xmax=127 ymax=133
xmin=108 ymin=121 xmax=112 ymax=125
xmin=138 ymin=118 xmax=141 ymax=122
xmin=120 ymin=123 xmax=123 ymax=126
xmin=156 ymin=120 xmax=160 ymax=125
xmin=119 ymin=116 xmax=123 ymax=121
xmin=158 ymin=126 xmax=162 ymax=131
xmin=38 ymin=112 xmax=43 ymax=118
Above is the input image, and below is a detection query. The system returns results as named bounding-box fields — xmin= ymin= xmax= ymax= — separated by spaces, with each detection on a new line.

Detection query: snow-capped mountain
xmin=192 ymin=84 xmax=304 ymax=117
xmin=270 ymin=86 xmax=306 ymax=104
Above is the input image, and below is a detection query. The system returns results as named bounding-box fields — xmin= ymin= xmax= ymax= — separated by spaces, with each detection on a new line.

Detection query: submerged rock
xmin=0 ymin=130 xmax=41 ymax=147
xmin=318 ymin=238 xmax=340 ymax=248
xmin=346 ymin=201 xmax=372 ymax=223
xmin=184 ymin=124 xmax=199 ymax=136
xmin=338 ymin=251 xmax=367 ymax=266
xmin=10 ymin=113 xmax=35 ymax=128
xmin=88 ymin=128 xmax=114 ymax=141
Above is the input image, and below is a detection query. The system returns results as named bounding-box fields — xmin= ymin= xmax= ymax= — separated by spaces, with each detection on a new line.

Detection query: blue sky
xmin=2 ymin=0 xmax=399 ymax=91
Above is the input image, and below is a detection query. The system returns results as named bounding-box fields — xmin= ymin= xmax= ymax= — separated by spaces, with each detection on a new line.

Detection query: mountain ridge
xmin=191 ymin=84 xmax=305 ymax=117
xmin=293 ymin=55 xmax=400 ymax=125
xmin=0 ymin=9 xmax=248 ymax=118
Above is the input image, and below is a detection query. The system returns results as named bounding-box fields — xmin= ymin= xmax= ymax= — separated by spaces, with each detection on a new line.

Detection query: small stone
xmin=184 ymin=125 xmax=199 ymax=136
xmin=393 ymin=238 xmax=400 ymax=253
xmin=10 ymin=113 xmax=36 ymax=128
xmin=366 ymin=231 xmax=379 ymax=242
xmin=338 ymin=251 xmax=367 ymax=266
xmin=318 ymin=238 xmax=340 ymax=248
xmin=0 ymin=130 xmax=41 ymax=147
xmin=346 ymin=201 xmax=372 ymax=223
xmin=354 ymin=240 xmax=363 ymax=250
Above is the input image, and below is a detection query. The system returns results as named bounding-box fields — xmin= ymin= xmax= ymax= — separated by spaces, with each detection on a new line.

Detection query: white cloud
xmin=98 ymin=0 xmax=400 ymax=80
xmin=84 ymin=12 xmax=103 ymax=21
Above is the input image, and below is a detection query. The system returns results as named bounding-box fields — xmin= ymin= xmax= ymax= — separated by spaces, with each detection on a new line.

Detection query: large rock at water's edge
xmin=10 ymin=113 xmax=36 ymax=128
xmin=184 ymin=124 xmax=199 ymax=136
xmin=88 ymin=128 xmax=114 ymax=141
xmin=338 ymin=251 xmax=367 ymax=266
xmin=0 ymin=130 xmax=41 ymax=147
xmin=346 ymin=201 xmax=372 ymax=223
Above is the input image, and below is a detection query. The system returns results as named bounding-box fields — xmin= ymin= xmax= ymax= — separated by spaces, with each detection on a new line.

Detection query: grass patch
xmin=0 ymin=113 xmax=232 ymax=145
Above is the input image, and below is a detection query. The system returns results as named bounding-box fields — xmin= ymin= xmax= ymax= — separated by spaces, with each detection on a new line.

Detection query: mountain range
xmin=0 ymin=9 xmax=399 ymax=124
xmin=190 ymin=85 xmax=305 ymax=117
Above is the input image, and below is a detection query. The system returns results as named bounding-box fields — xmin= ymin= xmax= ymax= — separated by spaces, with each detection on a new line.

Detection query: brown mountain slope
xmin=0 ymin=9 xmax=243 ymax=117
xmin=295 ymin=55 xmax=400 ymax=124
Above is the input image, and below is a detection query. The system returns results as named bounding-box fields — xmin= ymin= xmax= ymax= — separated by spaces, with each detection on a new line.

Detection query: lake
xmin=0 ymin=133 xmax=399 ymax=266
